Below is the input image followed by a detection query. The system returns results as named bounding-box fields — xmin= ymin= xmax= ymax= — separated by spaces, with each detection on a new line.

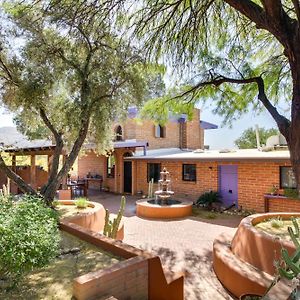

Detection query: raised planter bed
xmin=2 ymin=231 xmax=122 ymax=300
xmin=264 ymin=194 xmax=300 ymax=212
xmin=56 ymin=200 xmax=124 ymax=240
xmin=213 ymin=212 xmax=300 ymax=299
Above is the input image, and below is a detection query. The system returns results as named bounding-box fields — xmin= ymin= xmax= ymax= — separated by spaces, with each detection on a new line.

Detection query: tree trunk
xmin=42 ymin=113 xmax=91 ymax=204
xmin=0 ymin=154 xmax=37 ymax=195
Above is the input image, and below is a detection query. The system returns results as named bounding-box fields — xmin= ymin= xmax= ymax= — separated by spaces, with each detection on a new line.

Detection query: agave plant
xmin=196 ymin=191 xmax=222 ymax=209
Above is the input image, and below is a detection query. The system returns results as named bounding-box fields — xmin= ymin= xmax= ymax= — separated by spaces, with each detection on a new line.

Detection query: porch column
xmin=11 ymin=155 xmax=16 ymax=172
xmin=30 ymin=154 xmax=36 ymax=190
xmin=10 ymin=155 xmax=17 ymax=193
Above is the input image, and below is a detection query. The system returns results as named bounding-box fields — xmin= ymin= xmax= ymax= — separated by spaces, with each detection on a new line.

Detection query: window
xmin=182 ymin=164 xmax=196 ymax=182
xmin=115 ymin=125 xmax=123 ymax=141
xmin=107 ymin=155 xmax=115 ymax=178
xmin=154 ymin=125 xmax=165 ymax=138
xmin=147 ymin=163 xmax=161 ymax=183
xmin=280 ymin=167 xmax=296 ymax=189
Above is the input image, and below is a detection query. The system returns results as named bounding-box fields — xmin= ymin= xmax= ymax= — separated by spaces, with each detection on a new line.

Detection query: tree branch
xmin=0 ymin=153 xmax=36 ymax=195
xmin=224 ymin=0 xmax=297 ymax=49
xmin=291 ymin=0 xmax=300 ymax=22
xmin=176 ymin=74 xmax=291 ymax=138
xmin=39 ymin=108 xmax=64 ymax=194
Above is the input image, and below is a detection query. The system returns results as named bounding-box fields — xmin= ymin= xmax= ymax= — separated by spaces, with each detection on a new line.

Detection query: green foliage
xmin=75 ymin=197 xmax=89 ymax=209
xmin=284 ymin=188 xmax=299 ymax=199
xmin=132 ymin=1 xmax=292 ymax=124
xmin=0 ymin=194 xmax=60 ymax=284
xmin=235 ymin=127 xmax=279 ymax=149
xmin=269 ymin=217 xmax=284 ymax=229
xmin=103 ymin=196 xmax=125 ymax=239
xmin=196 ymin=191 xmax=222 ymax=208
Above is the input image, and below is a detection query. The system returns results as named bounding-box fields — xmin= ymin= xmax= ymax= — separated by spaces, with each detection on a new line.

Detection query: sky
xmin=0 ymin=104 xmax=280 ymax=150
xmin=200 ymin=106 xmax=278 ymax=149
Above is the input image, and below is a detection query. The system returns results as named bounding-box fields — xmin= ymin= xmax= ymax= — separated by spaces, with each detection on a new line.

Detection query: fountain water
xmin=136 ymin=167 xmax=193 ymax=219
xmin=148 ymin=168 xmax=180 ymax=205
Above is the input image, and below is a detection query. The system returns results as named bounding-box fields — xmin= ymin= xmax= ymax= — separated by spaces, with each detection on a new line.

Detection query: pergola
xmin=5 ymin=145 xmax=66 ymax=190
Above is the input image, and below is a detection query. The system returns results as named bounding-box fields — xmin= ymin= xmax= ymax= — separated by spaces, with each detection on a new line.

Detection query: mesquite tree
xmin=134 ymin=1 xmax=300 ymax=193
xmin=0 ymin=1 xmax=158 ymax=203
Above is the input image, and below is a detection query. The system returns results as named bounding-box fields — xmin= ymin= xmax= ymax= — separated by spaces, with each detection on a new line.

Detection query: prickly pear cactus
xmin=103 ymin=196 xmax=126 ymax=239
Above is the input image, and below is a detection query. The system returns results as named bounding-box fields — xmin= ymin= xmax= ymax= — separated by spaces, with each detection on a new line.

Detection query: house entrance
xmin=218 ymin=165 xmax=238 ymax=208
xmin=123 ymin=161 xmax=132 ymax=193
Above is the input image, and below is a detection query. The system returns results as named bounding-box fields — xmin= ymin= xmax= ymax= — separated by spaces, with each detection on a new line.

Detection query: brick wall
xmin=77 ymin=151 xmax=105 ymax=179
xmin=114 ymin=108 xmax=203 ymax=150
xmin=186 ymin=109 xmax=203 ymax=150
xmin=132 ymin=159 xmax=292 ymax=212
xmin=265 ymin=195 xmax=300 ymax=212
xmin=133 ymin=160 xmax=218 ymax=201
xmin=73 ymin=256 xmax=148 ymax=300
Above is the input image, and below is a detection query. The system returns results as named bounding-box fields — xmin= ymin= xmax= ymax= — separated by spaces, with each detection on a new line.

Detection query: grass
xmin=0 ymin=231 xmax=122 ymax=300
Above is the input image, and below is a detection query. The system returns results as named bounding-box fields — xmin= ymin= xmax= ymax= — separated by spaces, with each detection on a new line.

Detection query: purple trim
xmin=200 ymin=120 xmax=218 ymax=130
xmin=127 ymin=106 xmax=138 ymax=119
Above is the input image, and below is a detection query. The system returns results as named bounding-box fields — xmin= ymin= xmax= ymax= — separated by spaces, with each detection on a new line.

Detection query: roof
xmin=127 ymin=148 xmax=290 ymax=161
xmin=200 ymin=120 xmax=218 ymax=130
xmin=0 ymin=127 xmax=54 ymax=153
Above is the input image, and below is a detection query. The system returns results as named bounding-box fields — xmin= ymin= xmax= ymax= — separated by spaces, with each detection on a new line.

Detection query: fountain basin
xmin=136 ymin=198 xmax=193 ymax=219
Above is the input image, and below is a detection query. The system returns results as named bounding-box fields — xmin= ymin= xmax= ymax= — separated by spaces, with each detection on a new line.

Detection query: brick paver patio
xmin=90 ymin=192 xmax=241 ymax=300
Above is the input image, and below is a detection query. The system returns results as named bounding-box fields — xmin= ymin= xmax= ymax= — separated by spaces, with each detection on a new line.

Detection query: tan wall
xmin=132 ymin=159 xmax=292 ymax=212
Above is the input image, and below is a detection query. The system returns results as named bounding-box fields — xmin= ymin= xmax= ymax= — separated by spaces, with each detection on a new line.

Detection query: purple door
xmin=218 ymin=165 xmax=238 ymax=207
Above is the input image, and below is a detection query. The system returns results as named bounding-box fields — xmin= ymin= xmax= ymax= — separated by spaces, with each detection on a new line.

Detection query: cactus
xmin=103 ymin=196 xmax=126 ymax=239
xmin=148 ymin=178 xmax=154 ymax=198
xmin=0 ymin=183 xmax=10 ymax=198
xmin=278 ymin=218 xmax=300 ymax=281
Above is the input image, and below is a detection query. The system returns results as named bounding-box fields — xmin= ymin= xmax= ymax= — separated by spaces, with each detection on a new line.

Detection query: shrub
xmin=75 ymin=197 xmax=89 ymax=209
xmin=284 ymin=188 xmax=299 ymax=199
xmin=0 ymin=194 xmax=60 ymax=285
xmin=196 ymin=191 xmax=222 ymax=209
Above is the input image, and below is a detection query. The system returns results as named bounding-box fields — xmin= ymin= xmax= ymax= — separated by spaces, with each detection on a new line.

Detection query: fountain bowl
xmin=136 ymin=198 xmax=193 ymax=219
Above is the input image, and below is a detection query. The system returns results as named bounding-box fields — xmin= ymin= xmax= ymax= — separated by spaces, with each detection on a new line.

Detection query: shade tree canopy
xmin=234 ymin=127 xmax=279 ymax=149
xmin=132 ymin=0 xmax=300 ymax=192
xmin=0 ymin=0 xmax=162 ymax=202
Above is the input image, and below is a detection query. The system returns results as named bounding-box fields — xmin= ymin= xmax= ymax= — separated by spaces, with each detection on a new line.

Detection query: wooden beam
xmin=30 ymin=155 xmax=36 ymax=190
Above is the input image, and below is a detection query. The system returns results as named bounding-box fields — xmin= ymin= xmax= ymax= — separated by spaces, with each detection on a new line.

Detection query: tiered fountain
xmin=136 ymin=168 xmax=193 ymax=219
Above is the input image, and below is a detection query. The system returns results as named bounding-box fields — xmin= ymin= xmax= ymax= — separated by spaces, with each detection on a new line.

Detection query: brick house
xmin=74 ymin=108 xmax=209 ymax=193
xmin=124 ymin=148 xmax=294 ymax=213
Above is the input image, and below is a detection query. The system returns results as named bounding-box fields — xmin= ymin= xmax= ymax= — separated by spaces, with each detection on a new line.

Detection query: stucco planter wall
xmin=58 ymin=200 xmax=124 ymax=240
xmin=213 ymin=213 xmax=300 ymax=298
